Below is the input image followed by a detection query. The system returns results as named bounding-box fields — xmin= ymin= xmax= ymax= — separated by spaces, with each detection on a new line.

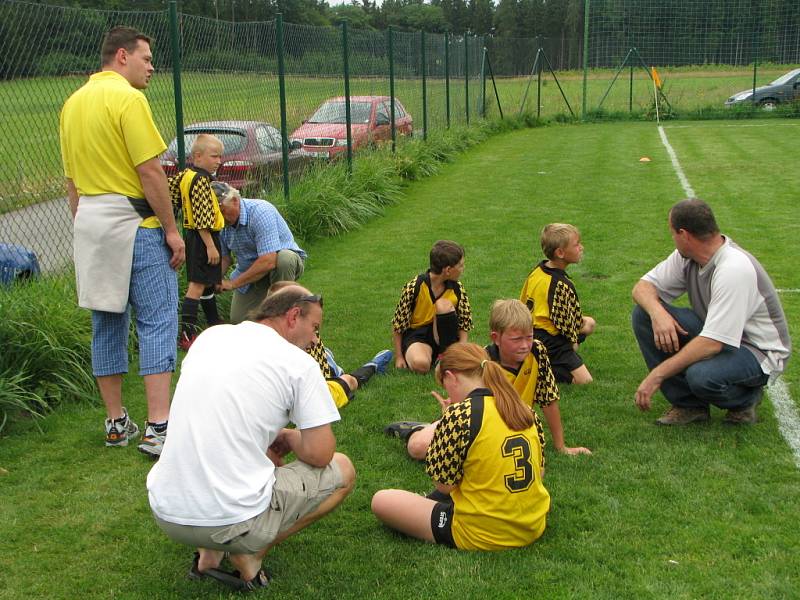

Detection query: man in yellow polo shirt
xmin=60 ymin=26 xmax=185 ymax=458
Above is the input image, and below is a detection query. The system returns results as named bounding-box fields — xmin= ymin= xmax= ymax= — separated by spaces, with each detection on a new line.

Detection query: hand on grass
xmin=635 ymin=372 xmax=662 ymax=411
xmin=558 ymin=446 xmax=592 ymax=455
xmin=395 ymin=355 xmax=408 ymax=369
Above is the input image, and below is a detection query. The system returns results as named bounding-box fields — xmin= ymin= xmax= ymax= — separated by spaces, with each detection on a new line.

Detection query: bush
xmin=0 ymin=274 xmax=95 ymax=431
xmin=36 ymin=52 xmax=97 ymax=77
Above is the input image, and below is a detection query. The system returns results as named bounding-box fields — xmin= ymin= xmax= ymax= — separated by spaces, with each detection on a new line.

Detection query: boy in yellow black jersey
xmin=392 ymin=240 xmax=472 ymax=373
xmin=169 ymin=134 xmax=225 ymax=350
xmin=270 ymin=281 xmax=392 ymax=409
xmin=520 ymin=223 xmax=596 ymax=384
xmin=386 ymin=299 xmax=590 ymax=458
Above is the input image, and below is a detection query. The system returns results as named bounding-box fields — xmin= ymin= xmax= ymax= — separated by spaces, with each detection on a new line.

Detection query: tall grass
xmin=0 ymin=274 xmax=95 ymax=430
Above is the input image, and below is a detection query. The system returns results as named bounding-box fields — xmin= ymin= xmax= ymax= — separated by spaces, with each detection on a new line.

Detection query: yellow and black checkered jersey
xmin=392 ymin=271 xmax=473 ymax=333
xmin=306 ymin=339 xmax=332 ymax=379
xmin=169 ymin=168 xmax=224 ymax=231
xmin=485 ymin=342 xmax=559 ymax=413
xmin=520 ymin=260 xmax=583 ymax=343
xmin=426 ymin=389 xmax=550 ymax=550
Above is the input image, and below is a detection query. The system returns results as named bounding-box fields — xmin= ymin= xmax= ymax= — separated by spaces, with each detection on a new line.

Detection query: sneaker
xmin=655 ymin=406 xmax=710 ymax=426
xmin=384 ymin=421 xmax=426 ymax=442
xmin=138 ymin=422 xmax=167 ymax=458
xmin=365 ymin=349 xmax=393 ymax=375
xmin=104 ymin=408 xmax=140 ymax=447
xmin=179 ymin=332 xmax=197 ymax=352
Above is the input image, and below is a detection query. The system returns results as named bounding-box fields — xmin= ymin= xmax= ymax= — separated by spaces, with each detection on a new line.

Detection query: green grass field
xmin=2 ymin=65 xmax=795 ymax=213
xmin=1 ymin=119 xmax=798 ymax=599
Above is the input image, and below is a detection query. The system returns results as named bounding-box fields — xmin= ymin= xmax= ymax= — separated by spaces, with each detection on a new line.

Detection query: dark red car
xmin=160 ymin=120 xmax=309 ymax=194
xmin=290 ymin=96 xmax=413 ymax=159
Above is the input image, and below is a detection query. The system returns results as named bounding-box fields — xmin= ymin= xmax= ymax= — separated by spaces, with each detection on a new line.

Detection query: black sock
xmin=181 ymin=297 xmax=200 ymax=336
xmin=350 ymin=364 xmax=377 ymax=387
xmin=150 ymin=420 xmax=168 ymax=434
xmin=200 ymin=288 xmax=222 ymax=325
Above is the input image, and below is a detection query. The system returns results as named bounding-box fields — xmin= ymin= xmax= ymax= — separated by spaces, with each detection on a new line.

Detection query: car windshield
xmin=308 ymin=101 xmax=372 ymax=124
xmin=770 ymin=70 xmax=800 ymax=86
xmin=168 ymin=130 xmax=248 ymax=155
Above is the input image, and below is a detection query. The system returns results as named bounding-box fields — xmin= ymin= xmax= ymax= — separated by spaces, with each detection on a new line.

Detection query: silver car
xmin=725 ymin=68 xmax=800 ymax=109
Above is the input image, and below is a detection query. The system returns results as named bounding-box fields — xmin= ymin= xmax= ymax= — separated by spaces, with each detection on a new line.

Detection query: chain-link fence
xmin=1 ymin=0 xmax=798 ymax=276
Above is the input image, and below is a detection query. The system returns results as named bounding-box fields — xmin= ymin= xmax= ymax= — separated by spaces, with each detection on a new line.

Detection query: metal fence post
xmin=421 ymin=30 xmax=427 ymax=141
xmin=168 ymin=1 xmax=185 ymax=169
xmin=465 ymin=34 xmax=470 ymax=125
xmin=629 ymin=63 xmax=633 ymax=112
xmin=445 ymin=32 xmax=451 ymax=129
xmin=480 ymin=46 xmax=487 ymax=117
xmin=388 ymin=26 xmax=396 ymax=152
xmin=582 ymin=0 xmax=590 ymax=119
xmin=276 ymin=14 xmax=290 ymax=202
xmin=341 ymin=19 xmax=352 ymax=173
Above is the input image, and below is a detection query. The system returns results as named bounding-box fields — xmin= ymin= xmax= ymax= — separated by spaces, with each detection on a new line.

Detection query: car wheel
xmin=758 ymin=98 xmax=778 ymax=111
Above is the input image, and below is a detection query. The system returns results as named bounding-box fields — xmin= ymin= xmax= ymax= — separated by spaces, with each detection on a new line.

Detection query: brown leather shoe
xmin=655 ymin=406 xmax=710 ymax=426
xmin=724 ymin=393 xmax=763 ymax=425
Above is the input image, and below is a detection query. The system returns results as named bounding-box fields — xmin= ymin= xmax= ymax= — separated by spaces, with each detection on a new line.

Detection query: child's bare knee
xmin=572 ymin=366 xmax=593 ymax=385
xmin=434 ymin=298 xmax=455 ymax=314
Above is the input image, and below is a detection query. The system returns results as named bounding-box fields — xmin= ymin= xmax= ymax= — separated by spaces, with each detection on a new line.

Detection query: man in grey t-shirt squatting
xmin=631 ymin=198 xmax=791 ymax=426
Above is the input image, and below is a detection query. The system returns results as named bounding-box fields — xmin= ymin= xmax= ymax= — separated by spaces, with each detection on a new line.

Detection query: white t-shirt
xmin=642 ymin=236 xmax=791 ymax=376
xmin=147 ymin=321 xmax=340 ymax=526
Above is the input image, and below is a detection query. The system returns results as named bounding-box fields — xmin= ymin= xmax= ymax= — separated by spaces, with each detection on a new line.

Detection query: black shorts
xmin=535 ymin=329 xmax=584 ymax=383
xmin=430 ymin=501 xmax=456 ymax=548
xmin=400 ymin=312 xmax=459 ymax=359
xmin=185 ymin=229 xmax=222 ymax=286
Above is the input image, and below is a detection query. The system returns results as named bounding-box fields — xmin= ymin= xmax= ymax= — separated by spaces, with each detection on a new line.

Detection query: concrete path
xmin=0 ymin=198 xmax=73 ymax=274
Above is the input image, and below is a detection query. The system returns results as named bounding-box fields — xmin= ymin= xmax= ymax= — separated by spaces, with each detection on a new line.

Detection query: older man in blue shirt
xmin=214 ymin=182 xmax=306 ymax=324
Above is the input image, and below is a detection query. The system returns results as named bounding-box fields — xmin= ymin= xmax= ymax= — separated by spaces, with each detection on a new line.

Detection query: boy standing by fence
xmin=169 ymin=134 xmax=226 ymax=350
xmin=520 ymin=224 xmax=596 ymax=384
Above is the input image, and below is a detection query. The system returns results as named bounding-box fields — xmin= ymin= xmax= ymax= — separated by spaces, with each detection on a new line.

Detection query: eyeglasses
xmin=296 ymin=294 xmax=323 ymax=309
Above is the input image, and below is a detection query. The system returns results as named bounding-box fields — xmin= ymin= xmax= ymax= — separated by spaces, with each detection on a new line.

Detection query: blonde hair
xmin=436 ymin=343 xmax=534 ymax=431
xmin=489 ymin=299 xmax=532 ymax=335
xmin=191 ymin=133 xmax=223 ymax=157
xmin=540 ymin=223 xmax=579 ymax=259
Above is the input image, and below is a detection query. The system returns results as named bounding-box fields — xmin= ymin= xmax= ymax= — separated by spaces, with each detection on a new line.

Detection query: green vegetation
xmin=1 ymin=119 xmax=798 ymax=598
xmin=3 ymin=65 xmax=796 ymax=214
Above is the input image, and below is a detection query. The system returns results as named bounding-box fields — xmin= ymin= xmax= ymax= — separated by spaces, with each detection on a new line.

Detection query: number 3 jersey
xmin=426 ymin=388 xmax=550 ymax=550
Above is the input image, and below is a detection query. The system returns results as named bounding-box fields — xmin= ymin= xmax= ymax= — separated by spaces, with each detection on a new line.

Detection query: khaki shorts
xmin=154 ymin=459 xmax=343 ymax=554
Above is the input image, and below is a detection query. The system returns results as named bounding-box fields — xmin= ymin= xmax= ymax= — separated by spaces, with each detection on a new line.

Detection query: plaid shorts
xmin=91 ymin=227 xmax=178 ymax=377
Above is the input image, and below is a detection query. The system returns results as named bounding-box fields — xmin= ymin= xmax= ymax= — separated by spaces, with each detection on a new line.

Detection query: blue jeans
xmin=631 ymin=304 xmax=767 ymax=410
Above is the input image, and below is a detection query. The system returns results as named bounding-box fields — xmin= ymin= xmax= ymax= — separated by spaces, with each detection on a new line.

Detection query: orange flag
xmin=651 ymin=67 xmax=663 ymax=89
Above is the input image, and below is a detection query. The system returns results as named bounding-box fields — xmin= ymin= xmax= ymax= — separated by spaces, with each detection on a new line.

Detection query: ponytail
xmin=437 ymin=342 xmax=534 ymax=431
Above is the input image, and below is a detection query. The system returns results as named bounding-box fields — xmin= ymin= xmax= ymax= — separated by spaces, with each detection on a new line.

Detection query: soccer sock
xmin=200 ymin=287 xmax=222 ymax=325
xmin=180 ymin=297 xmax=200 ymax=336
xmin=350 ymin=364 xmax=377 ymax=387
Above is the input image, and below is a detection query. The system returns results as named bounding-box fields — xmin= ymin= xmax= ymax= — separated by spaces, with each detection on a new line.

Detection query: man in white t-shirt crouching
xmin=147 ymin=285 xmax=355 ymax=592
xmin=632 ymin=198 xmax=790 ymax=426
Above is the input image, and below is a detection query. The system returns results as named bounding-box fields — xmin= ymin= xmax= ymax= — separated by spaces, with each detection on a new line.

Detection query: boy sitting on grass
xmin=386 ymin=299 xmax=591 ymax=458
xmin=269 ymin=281 xmax=393 ymax=409
xmin=392 ymin=240 xmax=472 ymax=373
xmin=520 ymin=223 xmax=596 ymax=384
xmin=169 ymin=134 xmax=226 ymax=350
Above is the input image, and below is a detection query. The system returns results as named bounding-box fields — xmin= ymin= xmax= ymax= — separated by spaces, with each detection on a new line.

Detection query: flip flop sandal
xmin=188 ymin=552 xmax=271 ymax=592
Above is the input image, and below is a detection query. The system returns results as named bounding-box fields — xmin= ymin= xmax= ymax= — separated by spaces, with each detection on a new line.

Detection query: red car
xmin=160 ymin=120 xmax=308 ymax=194
xmin=290 ymin=96 xmax=413 ymax=159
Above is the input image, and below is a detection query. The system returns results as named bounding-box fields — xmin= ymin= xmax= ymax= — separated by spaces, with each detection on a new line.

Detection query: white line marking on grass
xmin=767 ymin=378 xmax=800 ymax=469
xmin=777 ymin=288 xmax=800 ymax=293
xmin=657 ymin=126 xmax=696 ymax=197
xmin=665 ymin=124 xmax=773 ymax=129
xmin=656 ymin=124 xmax=800 ymax=470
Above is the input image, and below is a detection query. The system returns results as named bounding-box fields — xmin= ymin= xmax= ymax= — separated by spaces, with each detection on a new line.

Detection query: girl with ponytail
xmin=372 ymin=342 xmax=550 ymax=550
